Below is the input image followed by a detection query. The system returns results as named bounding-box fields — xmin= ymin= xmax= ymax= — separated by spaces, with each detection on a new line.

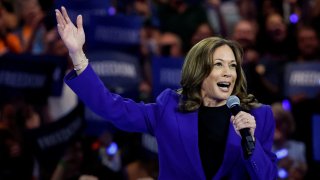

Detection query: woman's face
xmin=201 ymin=45 xmax=237 ymax=107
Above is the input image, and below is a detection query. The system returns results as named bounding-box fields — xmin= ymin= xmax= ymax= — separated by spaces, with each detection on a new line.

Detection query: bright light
xmin=275 ymin=148 xmax=288 ymax=159
xmin=108 ymin=6 xmax=116 ymax=16
xmin=278 ymin=168 xmax=288 ymax=178
xmin=106 ymin=142 xmax=118 ymax=155
xmin=290 ymin=14 xmax=299 ymax=24
xmin=282 ymin=99 xmax=291 ymax=111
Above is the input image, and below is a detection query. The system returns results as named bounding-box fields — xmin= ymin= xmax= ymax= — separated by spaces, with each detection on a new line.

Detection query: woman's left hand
xmin=231 ymin=111 xmax=256 ymax=139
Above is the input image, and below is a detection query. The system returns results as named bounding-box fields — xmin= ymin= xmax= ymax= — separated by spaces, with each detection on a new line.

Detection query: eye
xmin=214 ymin=62 xmax=223 ymax=66
xmin=230 ymin=63 xmax=237 ymax=68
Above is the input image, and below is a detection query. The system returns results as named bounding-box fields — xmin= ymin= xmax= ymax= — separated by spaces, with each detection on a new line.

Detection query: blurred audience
xmin=271 ymin=102 xmax=307 ymax=180
xmin=295 ymin=24 xmax=320 ymax=62
xmin=0 ymin=0 xmax=21 ymax=54
xmin=190 ymin=22 xmax=215 ymax=47
xmin=156 ymin=0 xmax=208 ymax=52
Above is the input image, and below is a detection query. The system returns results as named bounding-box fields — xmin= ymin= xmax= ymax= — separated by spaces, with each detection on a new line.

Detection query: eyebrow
xmin=214 ymin=59 xmax=237 ymax=63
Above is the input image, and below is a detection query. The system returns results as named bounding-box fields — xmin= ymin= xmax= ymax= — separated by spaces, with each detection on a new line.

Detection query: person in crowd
xmin=13 ymin=0 xmax=46 ymax=54
xmin=231 ymin=19 xmax=259 ymax=64
xmin=190 ymin=22 xmax=215 ymax=48
xmin=157 ymin=31 xmax=183 ymax=58
xmin=156 ymin=0 xmax=208 ymax=53
xmin=255 ymin=12 xmax=293 ymax=104
xmin=295 ymin=24 xmax=320 ymax=62
xmin=231 ymin=19 xmax=267 ymax=105
xmin=0 ymin=0 xmax=21 ymax=55
xmin=205 ymin=0 xmax=257 ymax=38
xmin=271 ymin=102 xmax=307 ymax=180
xmin=0 ymin=101 xmax=35 ymax=180
xmin=55 ymin=6 xmax=277 ymax=179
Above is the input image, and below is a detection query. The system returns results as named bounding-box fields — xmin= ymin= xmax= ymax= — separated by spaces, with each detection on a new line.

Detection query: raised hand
xmin=55 ymin=6 xmax=85 ymax=55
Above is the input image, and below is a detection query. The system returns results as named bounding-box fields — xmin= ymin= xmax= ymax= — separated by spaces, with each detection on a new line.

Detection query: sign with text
xmin=25 ymin=105 xmax=85 ymax=173
xmin=54 ymin=0 xmax=111 ymax=25
xmin=87 ymin=50 xmax=141 ymax=99
xmin=87 ymin=14 xmax=142 ymax=53
xmin=284 ymin=62 xmax=320 ymax=98
xmin=152 ymin=56 xmax=184 ymax=98
xmin=0 ymin=53 xmax=67 ymax=104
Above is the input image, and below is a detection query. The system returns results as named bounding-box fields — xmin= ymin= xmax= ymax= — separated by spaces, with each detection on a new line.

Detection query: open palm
xmin=55 ymin=6 xmax=85 ymax=55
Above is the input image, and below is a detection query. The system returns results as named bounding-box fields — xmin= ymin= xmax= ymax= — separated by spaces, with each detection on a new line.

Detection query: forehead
xmin=298 ymin=29 xmax=317 ymax=38
xmin=212 ymin=45 xmax=235 ymax=60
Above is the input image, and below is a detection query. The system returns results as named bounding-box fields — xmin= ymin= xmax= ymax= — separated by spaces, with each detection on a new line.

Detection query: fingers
xmin=55 ymin=9 xmax=66 ymax=28
xmin=76 ymin=15 xmax=83 ymax=31
xmin=55 ymin=6 xmax=72 ymax=28
xmin=231 ymin=112 xmax=256 ymax=131
xmin=61 ymin=6 xmax=72 ymax=24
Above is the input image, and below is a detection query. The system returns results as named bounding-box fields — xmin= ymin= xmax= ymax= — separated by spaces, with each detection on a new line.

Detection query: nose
xmin=223 ymin=66 xmax=232 ymax=77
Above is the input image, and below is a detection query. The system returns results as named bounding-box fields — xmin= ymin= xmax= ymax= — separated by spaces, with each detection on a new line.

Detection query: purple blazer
xmin=65 ymin=65 xmax=278 ymax=180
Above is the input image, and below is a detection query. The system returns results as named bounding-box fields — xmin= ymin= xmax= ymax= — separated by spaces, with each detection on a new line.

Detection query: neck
xmin=202 ymin=96 xmax=226 ymax=107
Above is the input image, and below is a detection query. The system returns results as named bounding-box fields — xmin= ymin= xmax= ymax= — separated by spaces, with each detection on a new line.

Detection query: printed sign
xmin=284 ymin=62 xmax=320 ymax=98
xmin=152 ymin=56 xmax=184 ymax=98
xmin=312 ymin=114 xmax=320 ymax=161
xmin=0 ymin=53 xmax=67 ymax=104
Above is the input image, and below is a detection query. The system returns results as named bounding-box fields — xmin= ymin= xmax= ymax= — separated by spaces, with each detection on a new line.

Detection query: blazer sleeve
xmin=245 ymin=105 xmax=278 ymax=180
xmin=64 ymin=65 xmax=169 ymax=135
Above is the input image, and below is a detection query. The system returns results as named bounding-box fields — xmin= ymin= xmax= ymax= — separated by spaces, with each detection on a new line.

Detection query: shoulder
xmin=250 ymin=104 xmax=274 ymax=123
xmin=251 ymin=104 xmax=272 ymax=114
xmin=156 ymin=88 xmax=180 ymax=105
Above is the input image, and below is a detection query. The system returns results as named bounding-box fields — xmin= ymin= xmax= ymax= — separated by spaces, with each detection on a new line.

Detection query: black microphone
xmin=227 ymin=95 xmax=255 ymax=158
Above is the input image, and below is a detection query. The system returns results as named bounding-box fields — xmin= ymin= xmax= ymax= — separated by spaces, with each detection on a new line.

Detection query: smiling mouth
xmin=217 ymin=82 xmax=231 ymax=91
xmin=217 ymin=82 xmax=230 ymax=87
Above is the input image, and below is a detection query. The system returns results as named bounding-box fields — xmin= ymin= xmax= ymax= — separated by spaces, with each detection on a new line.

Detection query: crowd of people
xmin=0 ymin=0 xmax=319 ymax=179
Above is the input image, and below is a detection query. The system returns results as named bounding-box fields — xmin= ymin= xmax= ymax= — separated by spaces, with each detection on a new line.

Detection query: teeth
xmin=217 ymin=82 xmax=230 ymax=87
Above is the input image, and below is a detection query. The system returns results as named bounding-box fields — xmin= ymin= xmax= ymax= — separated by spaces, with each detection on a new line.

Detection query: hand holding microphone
xmin=227 ymin=95 xmax=256 ymax=158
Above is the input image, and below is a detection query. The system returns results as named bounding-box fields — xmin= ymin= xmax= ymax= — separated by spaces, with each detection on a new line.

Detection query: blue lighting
xmin=108 ymin=6 xmax=116 ymax=16
xmin=278 ymin=168 xmax=288 ymax=178
xmin=282 ymin=99 xmax=291 ymax=111
xmin=290 ymin=14 xmax=299 ymax=24
xmin=106 ymin=142 xmax=118 ymax=155
xmin=275 ymin=148 xmax=288 ymax=159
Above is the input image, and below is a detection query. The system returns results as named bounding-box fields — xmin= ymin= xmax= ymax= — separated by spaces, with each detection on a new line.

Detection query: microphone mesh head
xmin=226 ymin=95 xmax=240 ymax=108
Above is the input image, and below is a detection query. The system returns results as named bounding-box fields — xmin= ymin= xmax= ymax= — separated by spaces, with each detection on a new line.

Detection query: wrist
xmin=69 ymin=50 xmax=89 ymax=72
xmin=69 ymin=50 xmax=85 ymax=63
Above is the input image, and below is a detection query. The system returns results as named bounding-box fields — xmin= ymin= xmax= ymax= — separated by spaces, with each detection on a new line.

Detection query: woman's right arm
xmin=55 ymin=6 xmax=88 ymax=75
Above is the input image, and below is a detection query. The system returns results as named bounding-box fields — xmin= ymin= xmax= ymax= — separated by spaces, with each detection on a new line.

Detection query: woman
xmin=55 ymin=6 xmax=277 ymax=180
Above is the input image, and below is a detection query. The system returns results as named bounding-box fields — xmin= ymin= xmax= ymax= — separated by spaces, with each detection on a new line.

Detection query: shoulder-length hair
xmin=178 ymin=37 xmax=258 ymax=112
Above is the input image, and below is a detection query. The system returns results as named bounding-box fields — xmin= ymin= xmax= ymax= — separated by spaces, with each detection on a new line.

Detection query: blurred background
xmin=0 ymin=0 xmax=319 ymax=179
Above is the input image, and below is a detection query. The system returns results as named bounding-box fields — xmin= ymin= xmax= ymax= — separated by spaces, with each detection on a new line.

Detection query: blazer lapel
xmin=176 ymin=111 xmax=205 ymax=179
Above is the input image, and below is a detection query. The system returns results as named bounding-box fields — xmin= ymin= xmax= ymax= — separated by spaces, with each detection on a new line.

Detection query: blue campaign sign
xmin=312 ymin=114 xmax=320 ymax=161
xmin=0 ymin=53 xmax=67 ymax=104
xmin=152 ymin=56 xmax=184 ymax=98
xmin=284 ymin=62 xmax=320 ymax=98
xmin=25 ymin=105 xmax=85 ymax=173
xmin=86 ymin=14 xmax=142 ymax=53
xmin=86 ymin=50 xmax=141 ymax=99
xmin=54 ymin=0 xmax=111 ymax=26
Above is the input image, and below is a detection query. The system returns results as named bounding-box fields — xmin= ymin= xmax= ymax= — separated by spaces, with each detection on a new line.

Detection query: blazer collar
xmin=177 ymin=111 xmax=241 ymax=180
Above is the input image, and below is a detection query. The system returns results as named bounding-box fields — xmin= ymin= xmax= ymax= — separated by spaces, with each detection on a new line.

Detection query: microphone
xmin=227 ymin=95 xmax=255 ymax=158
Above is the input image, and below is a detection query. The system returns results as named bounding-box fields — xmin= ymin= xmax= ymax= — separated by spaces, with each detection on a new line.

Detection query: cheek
xmin=232 ymin=71 xmax=237 ymax=82
xmin=202 ymin=76 xmax=215 ymax=90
